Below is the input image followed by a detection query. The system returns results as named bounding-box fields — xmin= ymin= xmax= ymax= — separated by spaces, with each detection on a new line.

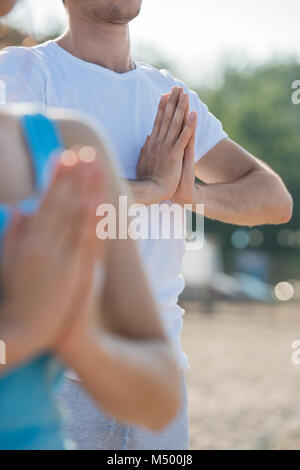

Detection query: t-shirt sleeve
xmin=160 ymin=69 xmax=228 ymax=162
xmin=0 ymin=47 xmax=46 ymax=106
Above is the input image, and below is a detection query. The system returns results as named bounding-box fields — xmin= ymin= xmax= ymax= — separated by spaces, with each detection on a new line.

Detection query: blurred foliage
xmin=197 ymin=61 xmax=300 ymax=258
xmin=0 ymin=23 xmax=60 ymax=49
xmin=134 ymin=44 xmax=176 ymax=73
xmin=0 ymin=23 xmax=27 ymax=48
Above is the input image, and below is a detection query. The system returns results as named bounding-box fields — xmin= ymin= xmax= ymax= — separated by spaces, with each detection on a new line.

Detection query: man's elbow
xmin=261 ymin=171 xmax=293 ymax=225
xmin=271 ymin=190 xmax=293 ymax=225
xmin=280 ymin=194 xmax=293 ymax=224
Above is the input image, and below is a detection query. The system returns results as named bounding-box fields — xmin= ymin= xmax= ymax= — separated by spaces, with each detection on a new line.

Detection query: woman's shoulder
xmin=51 ymin=108 xmax=115 ymax=155
xmin=0 ymin=109 xmax=33 ymax=202
xmin=0 ymin=106 xmax=125 ymax=204
xmin=52 ymin=109 xmax=123 ymax=184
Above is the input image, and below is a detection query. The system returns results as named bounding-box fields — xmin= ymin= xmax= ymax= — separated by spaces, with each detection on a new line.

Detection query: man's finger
xmin=151 ymin=94 xmax=168 ymax=140
xmin=183 ymin=123 xmax=197 ymax=169
xmin=176 ymin=111 xmax=197 ymax=150
xmin=158 ymin=87 xmax=182 ymax=140
xmin=166 ymin=92 xmax=188 ymax=145
xmin=183 ymin=98 xmax=190 ymax=129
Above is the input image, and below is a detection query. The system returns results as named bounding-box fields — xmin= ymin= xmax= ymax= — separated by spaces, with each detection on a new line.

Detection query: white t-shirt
xmin=0 ymin=41 xmax=227 ymax=369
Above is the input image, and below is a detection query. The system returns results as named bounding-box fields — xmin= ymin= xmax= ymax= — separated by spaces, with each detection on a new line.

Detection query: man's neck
xmin=57 ymin=16 xmax=134 ymax=74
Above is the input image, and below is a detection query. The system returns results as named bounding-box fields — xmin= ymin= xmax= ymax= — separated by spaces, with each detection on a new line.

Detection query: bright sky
xmin=4 ymin=0 xmax=300 ymax=85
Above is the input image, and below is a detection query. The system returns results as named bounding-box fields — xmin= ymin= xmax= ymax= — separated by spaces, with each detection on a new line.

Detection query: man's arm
xmin=127 ymin=179 xmax=166 ymax=205
xmin=131 ymin=86 xmax=292 ymax=226
xmin=193 ymin=138 xmax=293 ymax=226
xmin=166 ymin=96 xmax=294 ymax=226
xmin=127 ymin=86 xmax=197 ymax=205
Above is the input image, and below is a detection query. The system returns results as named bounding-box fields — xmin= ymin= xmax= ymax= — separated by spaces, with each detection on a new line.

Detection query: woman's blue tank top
xmin=0 ymin=112 xmax=68 ymax=450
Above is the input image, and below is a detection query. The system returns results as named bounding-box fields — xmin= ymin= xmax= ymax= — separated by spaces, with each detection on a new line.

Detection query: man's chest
xmin=45 ymin=76 xmax=161 ymax=178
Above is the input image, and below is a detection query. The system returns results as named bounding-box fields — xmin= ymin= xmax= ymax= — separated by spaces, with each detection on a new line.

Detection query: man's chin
xmin=79 ymin=0 xmax=142 ymax=26
xmin=109 ymin=8 xmax=141 ymax=24
xmin=106 ymin=0 xmax=142 ymax=24
xmin=110 ymin=15 xmax=139 ymax=25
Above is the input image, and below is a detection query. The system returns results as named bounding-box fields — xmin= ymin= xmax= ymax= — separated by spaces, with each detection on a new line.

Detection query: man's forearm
xmin=127 ymin=180 xmax=167 ymax=205
xmin=193 ymin=169 xmax=293 ymax=226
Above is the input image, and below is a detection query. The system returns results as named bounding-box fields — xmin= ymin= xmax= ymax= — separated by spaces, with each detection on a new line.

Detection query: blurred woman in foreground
xmin=0 ymin=0 xmax=180 ymax=450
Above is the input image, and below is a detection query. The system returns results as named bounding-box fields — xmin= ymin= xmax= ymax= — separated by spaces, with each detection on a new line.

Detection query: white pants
xmin=56 ymin=373 xmax=189 ymax=450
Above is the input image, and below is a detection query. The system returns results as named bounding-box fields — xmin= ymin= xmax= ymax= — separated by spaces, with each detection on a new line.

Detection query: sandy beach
xmin=182 ymin=301 xmax=300 ymax=450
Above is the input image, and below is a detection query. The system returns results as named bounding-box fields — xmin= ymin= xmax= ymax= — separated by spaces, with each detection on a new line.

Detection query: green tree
xmin=198 ymin=61 xmax=300 ymax=257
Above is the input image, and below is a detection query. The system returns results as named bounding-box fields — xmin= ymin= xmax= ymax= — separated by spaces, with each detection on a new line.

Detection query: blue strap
xmin=20 ymin=113 xmax=64 ymax=192
xmin=0 ymin=113 xmax=65 ymax=242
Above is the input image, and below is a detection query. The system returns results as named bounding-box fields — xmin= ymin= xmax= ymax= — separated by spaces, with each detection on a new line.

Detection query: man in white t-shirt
xmin=0 ymin=0 xmax=292 ymax=450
